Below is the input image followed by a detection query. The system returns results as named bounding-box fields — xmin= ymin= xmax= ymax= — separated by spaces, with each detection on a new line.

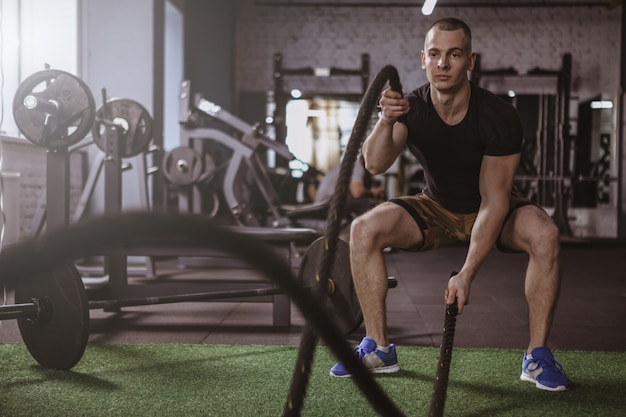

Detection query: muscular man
xmin=330 ymin=17 xmax=570 ymax=392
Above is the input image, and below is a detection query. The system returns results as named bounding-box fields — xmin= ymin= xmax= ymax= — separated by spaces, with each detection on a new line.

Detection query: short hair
xmin=426 ymin=17 xmax=472 ymax=51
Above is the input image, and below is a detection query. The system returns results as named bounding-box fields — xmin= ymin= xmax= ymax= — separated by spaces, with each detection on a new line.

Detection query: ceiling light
xmin=422 ymin=0 xmax=437 ymax=16
xmin=290 ymin=89 xmax=302 ymax=99
xmin=590 ymin=100 xmax=613 ymax=109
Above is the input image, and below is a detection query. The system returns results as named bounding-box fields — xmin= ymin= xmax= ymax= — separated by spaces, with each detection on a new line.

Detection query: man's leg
xmin=499 ymin=205 xmax=561 ymax=351
xmin=499 ymin=205 xmax=570 ymax=391
xmin=329 ymin=202 xmax=423 ymax=377
xmin=349 ymin=202 xmax=424 ymax=347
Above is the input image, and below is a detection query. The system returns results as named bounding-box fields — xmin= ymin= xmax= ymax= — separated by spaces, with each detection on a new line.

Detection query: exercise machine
xmin=167 ymin=80 xmax=326 ymax=228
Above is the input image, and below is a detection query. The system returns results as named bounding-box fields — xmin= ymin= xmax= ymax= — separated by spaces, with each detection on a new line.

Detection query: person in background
xmin=315 ymin=155 xmax=386 ymax=219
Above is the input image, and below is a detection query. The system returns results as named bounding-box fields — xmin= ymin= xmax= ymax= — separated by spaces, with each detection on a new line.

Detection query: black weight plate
xmin=15 ymin=262 xmax=89 ymax=370
xmin=162 ymin=146 xmax=204 ymax=186
xmin=299 ymin=236 xmax=362 ymax=335
xmin=92 ymin=98 xmax=153 ymax=157
xmin=13 ymin=69 xmax=96 ymax=149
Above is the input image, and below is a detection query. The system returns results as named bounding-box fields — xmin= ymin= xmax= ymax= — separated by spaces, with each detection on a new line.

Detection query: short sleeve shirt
xmin=398 ymin=82 xmax=523 ymax=213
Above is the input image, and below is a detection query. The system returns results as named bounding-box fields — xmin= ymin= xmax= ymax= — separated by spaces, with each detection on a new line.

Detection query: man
xmin=329 ymin=17 xmax=571 ymax=392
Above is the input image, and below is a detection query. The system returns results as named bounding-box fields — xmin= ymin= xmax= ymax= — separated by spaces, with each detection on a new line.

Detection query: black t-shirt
xmin=398 ymin=82 xmax=523 ymax=213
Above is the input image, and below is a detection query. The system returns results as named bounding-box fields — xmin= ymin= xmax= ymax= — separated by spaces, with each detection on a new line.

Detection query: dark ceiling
xmin=254 ymin=0 xmax=619 ymax=9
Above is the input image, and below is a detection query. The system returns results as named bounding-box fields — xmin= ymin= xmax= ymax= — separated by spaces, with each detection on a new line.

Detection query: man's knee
xmin=529 ymin=219 xmax=560 ymax=259
xmin=350 ymin=213 xmax=372 ymax=244
xmin=349 ymin=210 xmax=385 ymax=249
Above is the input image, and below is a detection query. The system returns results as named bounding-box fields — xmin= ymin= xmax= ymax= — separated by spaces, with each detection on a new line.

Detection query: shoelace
xmin=354 ymin=344 xmax=373 ymax=359
xmin=532 ymin=356 xmax=567 ymax=375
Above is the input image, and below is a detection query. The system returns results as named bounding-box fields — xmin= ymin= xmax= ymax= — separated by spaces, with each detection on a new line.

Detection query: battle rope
xmin=428 ymin=296 xmax=459 ymax=417
xmin=282 ymin=65 xmax=402 ymax=417
xmin=0 ymin=212 xmax=405 ymax=417
xmin=1 ymin=65 xmax=458 ymax=416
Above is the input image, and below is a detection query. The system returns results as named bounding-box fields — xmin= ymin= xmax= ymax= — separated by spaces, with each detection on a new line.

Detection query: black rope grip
xmin=428 ymin=272 xmax=459 ymax=417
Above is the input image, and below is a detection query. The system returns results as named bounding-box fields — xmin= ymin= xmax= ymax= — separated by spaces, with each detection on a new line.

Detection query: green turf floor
xmin=1 ymin=343 xmax=624 ymax=416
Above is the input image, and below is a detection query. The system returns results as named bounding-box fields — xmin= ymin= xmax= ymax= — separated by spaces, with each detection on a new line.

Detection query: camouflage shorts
xmin=389 ymin=188 xmax=540 ymax=252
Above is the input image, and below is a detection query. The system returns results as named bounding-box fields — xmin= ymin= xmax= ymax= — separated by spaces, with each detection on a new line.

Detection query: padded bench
xmin=85 ymin=226 xmax=320 ymax=328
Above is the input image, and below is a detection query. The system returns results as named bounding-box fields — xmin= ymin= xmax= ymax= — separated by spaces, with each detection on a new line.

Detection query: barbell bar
xmin=0 ymin=235 xmax=396 ymax=370
xmin=1 ymin=288 xmax=285 ymax=320
xmin=0 ymin=301 xmax=43 ymax=321
xmin=3 ymin=274 xmax=397 ymax=327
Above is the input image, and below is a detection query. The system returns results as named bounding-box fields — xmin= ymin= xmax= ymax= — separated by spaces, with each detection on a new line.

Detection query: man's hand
xmin=363 ymin=89 xmax=410 ymax=175
xmin=445 ymin=272 xmax=473 ymax=314
xmin=379 ymin=88 xmax=409 ymax=125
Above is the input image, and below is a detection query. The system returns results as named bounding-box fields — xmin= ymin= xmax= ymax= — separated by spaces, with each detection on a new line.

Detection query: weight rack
xmin=12 ymin=69 xmax=318 ymax=329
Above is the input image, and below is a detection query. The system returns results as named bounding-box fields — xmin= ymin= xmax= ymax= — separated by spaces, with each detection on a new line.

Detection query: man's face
xmin=421 ymin=27 xmax=475 ymax=93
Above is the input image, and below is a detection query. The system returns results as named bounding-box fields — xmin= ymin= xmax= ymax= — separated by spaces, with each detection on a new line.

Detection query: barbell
xmin=0 ymin=228 xmax=395 ymax=370
xmin=0 ymin=212 xmax=406 ymax=415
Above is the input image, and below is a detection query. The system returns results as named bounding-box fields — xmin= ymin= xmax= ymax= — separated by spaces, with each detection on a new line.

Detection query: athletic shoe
xmin=330 ymin=337 xmax=400 ymax=378
xmin=520 ymin=347 xmax=571 ymax=391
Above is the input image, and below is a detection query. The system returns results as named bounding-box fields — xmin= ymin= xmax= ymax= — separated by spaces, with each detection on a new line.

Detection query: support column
xmin=618 ymin=3 xmax=626 ymax=237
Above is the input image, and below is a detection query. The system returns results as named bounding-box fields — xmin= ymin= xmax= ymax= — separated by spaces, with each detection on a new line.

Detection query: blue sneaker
xmin=520 ymin=347 xmax=571 ymax=391
xmin=330 ymin=337 xmax=400 ymax=378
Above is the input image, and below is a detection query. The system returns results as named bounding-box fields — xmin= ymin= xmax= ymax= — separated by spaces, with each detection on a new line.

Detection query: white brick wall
xmin=0 ymin=138 xmax=84 ymax=241
xmin=234 ymin=1 xmax=620 ymax=101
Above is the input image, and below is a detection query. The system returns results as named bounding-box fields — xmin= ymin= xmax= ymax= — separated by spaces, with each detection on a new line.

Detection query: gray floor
xmin=1 ymin=242 xmax=625 ymax=353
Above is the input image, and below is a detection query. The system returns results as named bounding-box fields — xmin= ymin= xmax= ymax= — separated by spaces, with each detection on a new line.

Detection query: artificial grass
xmin=0 ymin=343 xmax=624 ymax=416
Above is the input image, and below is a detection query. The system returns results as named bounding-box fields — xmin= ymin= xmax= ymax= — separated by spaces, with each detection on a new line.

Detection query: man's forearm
xmin=461 ymin=203 xmax=509 ymax=278
xmin=362 ymin=119 xmax=404 ymax=175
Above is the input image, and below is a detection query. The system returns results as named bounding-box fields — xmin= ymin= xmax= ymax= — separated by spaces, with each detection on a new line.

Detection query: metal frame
xmin=473 ymin=53 xmax=575 ymax=235
xmin=272 ymin=52 xmax=370 ymax=146
xmin=178 ymin=80 xmax=302 ymax=227
xmin=33 ymin=87 xmax=302 ymax=328
xmin=99 ymin=110 xmax=309 ymax=327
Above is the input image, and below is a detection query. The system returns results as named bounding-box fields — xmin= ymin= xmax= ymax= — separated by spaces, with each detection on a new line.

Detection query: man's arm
xmin=362 ymin=88 xmax=409 ymax=175
xmin=446 ymin=152 xmax=521 ymax=313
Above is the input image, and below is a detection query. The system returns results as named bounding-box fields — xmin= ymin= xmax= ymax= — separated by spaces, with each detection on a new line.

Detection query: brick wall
xmin=234 ymin=1 xmax=620 ymax=102
xmin=233 ymin=1 xmax=621 ymax=237
xmin=0 ymin=137 xmax=84 ymax=242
